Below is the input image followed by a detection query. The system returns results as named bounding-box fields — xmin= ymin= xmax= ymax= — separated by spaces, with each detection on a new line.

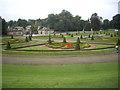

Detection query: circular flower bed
xmin=46 ymin=42 xmax=90 ymax=49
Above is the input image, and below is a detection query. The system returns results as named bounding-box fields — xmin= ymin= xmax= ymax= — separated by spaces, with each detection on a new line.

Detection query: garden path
xmin=2 ymin=52 xmax=118 ymax=65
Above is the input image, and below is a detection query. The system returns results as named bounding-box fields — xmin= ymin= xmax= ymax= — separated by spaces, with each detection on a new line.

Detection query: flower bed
xmin=2 ymin=38 xmax=24 ymax=44
xmin=46 ymin=42 xmax=90 ymax=49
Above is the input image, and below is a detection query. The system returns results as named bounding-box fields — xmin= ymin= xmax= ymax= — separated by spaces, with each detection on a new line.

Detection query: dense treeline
xmin=1 ymin=10 xmax=120 ymax=35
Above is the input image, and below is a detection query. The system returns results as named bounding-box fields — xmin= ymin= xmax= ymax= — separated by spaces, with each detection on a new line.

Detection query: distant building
xmin=7 ymin=26 xmax=25 ymax=36
xmin=118 ymin=1 xmax=120 ymax=14
xmin=38 ymin=27 xmax=54 ymax=35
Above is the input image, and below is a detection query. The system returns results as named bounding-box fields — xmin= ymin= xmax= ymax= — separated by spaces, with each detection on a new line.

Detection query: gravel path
xmin=2 ymin=53 xmax=118 ymax=65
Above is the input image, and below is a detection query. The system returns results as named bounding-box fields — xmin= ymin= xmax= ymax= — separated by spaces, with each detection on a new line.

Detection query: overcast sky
xmin=0 ymin=0 xmax=119 ymax=21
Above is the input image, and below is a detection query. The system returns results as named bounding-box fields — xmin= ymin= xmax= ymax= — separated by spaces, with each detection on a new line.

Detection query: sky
xmin=0 ymin=0 xmax=119 ymax=21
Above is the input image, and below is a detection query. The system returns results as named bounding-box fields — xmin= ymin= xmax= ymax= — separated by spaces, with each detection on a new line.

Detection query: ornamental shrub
xmin=25 ymin=37 xmax=29 ymax=42
xmin=80 ymin=35 xmax=83 ymax=39
xmin=48 ymin=35 xmax=52 ymax=44
xmin=91 ymin=35 xmax=94 ymax=40
xmin=77 ymin=37 xmax=80 ymax=43
xmin=75 ymin=43 xmax=80 ymax=50
xmin=63 ymin=37 xmax=67 ymax=43
xmin=29 ymin=36 xmax=32 ymax=41
xmin=6 ymin=42 xmax=11 ymax=49
xmin=11 ymin=35 xmax=14 ymax=39
xmin=71 ymin=34 xmax=73 ymax=37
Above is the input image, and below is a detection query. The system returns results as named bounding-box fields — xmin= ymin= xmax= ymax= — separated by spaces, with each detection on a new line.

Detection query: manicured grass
xmin=17 ymin=45 xmax=51 ymax=50
xmin=2 ymin=62 xmax=118 ymax=88
xmin=2 ymin=48 xmax=115 ymax=55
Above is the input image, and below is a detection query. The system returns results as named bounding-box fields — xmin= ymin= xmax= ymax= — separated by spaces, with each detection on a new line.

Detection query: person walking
xmin=115 ymin=45 xmax=119 ymax=53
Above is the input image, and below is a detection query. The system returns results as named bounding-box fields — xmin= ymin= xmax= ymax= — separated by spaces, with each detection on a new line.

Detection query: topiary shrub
xmin=61 ymin=34 xmax=64 ymax=38
xmin=80 ymin=35 xmax=83 ymax=39
xmin=11 ymin=35 xmax=14 ymax=39
xmin=6 ymin=42 xmax=11 ymax=49
xmin=63 ymin=37 xmax=67 ymax=43
xmin=48 ymin=35 xmax=52 ymax=44
xmin=71 ymin=34 xmax=73 ymax=37
xmin=77 ymin=37 xmax=80 ymax=43
xmin=91 ymin=35 xmax=94 ymax=40
xmin=75 ymin=43 xmax=80 ymax=50
xmin=110 ymin=34 xmax=113 ymax=37
xmin=28 ymin=36 xmax=32 ymax=41
xmin=25 ymin=37 xmax=29 ymax=42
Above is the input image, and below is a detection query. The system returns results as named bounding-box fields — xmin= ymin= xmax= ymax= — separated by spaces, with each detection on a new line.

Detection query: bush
xmin=77 ymin=37 xmax=80 ymax=43
xmin=75 ymin=43 xmax=80 ymax=50
xmin=71 ymin=34 xmax=73 ymax=37
xmin=110 ymin=34 xmax=113 ymax=37
xmin=6 ymin=42 xmax=11 ymax=49
xmin=63 ymin=37 xmax=67 ymax=43
xmin=25 ymin=37 xmax=29 ymax=42
xmin=80 ymin=35 xmax=83 ymax=39
xmin=61 ymin=34 xmax=64 ymax=38
xmin=29 ymin=36 xmax=32 ymax=41
xmin=48 ymin=35 xmax=52 ymax=44
xmin=11 ymin=35 xmax=14 ymax=39
xmin=91 ymin=35 xmax=94 ymax=40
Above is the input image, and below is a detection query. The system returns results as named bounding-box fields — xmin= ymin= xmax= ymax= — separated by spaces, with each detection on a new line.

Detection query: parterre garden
xmin=1 ymin=31 xmax=119 ymax=53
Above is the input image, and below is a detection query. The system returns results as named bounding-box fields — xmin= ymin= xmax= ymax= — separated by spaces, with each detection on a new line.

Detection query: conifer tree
xmin=91 ymin=35 xmax=94 ymax=40
xmin=63 ymin=37 xmax=67 ymax=43
xmin=48 ymin=34 xmax=52 ymax=44
xmin=77 ymin=37 xmax=80 ymax=43
xmin=11 ymin=35 xmax=14 ymax=39
xmin=6 ymin=42 xmax=11 ymax=49
xmin=80 ymin=35 xmax=83 ymax=39
xmin=75 ymin=43 xmax=80 ymax=50
xmin=25 ymin=37 xmax=29 ymax=42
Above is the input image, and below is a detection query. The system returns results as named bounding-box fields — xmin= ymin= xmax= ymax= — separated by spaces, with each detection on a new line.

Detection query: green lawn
xmin=3 ymin=62 xmax=118 ymax=88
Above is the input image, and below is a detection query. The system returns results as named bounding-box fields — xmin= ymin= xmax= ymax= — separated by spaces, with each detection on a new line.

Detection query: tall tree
xmin=90 ymin=13 xmax=102 ymax=31
xmin=84 ymin=19 xmax=91 ymax=31
xmin=102 ymin=19 xmax=110 ymax=30
xmin=16 ymin=19 xmax=28 ymax=28
xmin=113 ymin=14 xmax=120 ymax=29
xmin=2 ymin=18 xmax=8 ymax=35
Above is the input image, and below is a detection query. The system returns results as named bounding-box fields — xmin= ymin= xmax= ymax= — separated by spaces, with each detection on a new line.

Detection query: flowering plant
xmin=63 ymin=43 xmax=72 ymax=47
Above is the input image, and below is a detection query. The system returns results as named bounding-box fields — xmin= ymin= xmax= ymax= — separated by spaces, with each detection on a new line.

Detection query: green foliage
xmin=6 ymin=42 xmax=11 ymax=49
xmin=63 ymin=37 xmax=67 ymax=43
xmin=76 ymin=37 xmax=80 ymax=43
xmin=110 ymin=34 xmax=113 ymax=37
xmin=71 ymin=34 xmax=73 ymax=37
xmin=80 ymin=35 xmax=83 ymax=39
xmin=61 ymin=34 xmax=64 ymax=38
xmin=2 ymin=18 xmax=8 ymax=35
xmin=11 ymin=35 xmax=14 ymax=39
xmin=48 ymin=35 xmax=52 ymax=44
xmin=90 ymin=13 xmax=102 ymax=31
xmin=113 ymin=14 xmax=120 ymax=29
xmin=25 ymin=37 xmax=29 ymax=42
xmin=91 ymin=35 xmax=94 ymax=40
xmin=28 ymin=36 xmax=32 ymax=41
xmin=75 ymin=43 xmax=80 ymax=50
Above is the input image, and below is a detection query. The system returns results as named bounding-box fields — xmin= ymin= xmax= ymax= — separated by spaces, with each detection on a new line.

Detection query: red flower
xmin=63 ymin=43 xmax=72 ymax=47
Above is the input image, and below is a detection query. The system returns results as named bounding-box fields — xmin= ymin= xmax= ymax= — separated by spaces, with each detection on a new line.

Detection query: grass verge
xmin=2 ymin=62 xmax=118 ymax=88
